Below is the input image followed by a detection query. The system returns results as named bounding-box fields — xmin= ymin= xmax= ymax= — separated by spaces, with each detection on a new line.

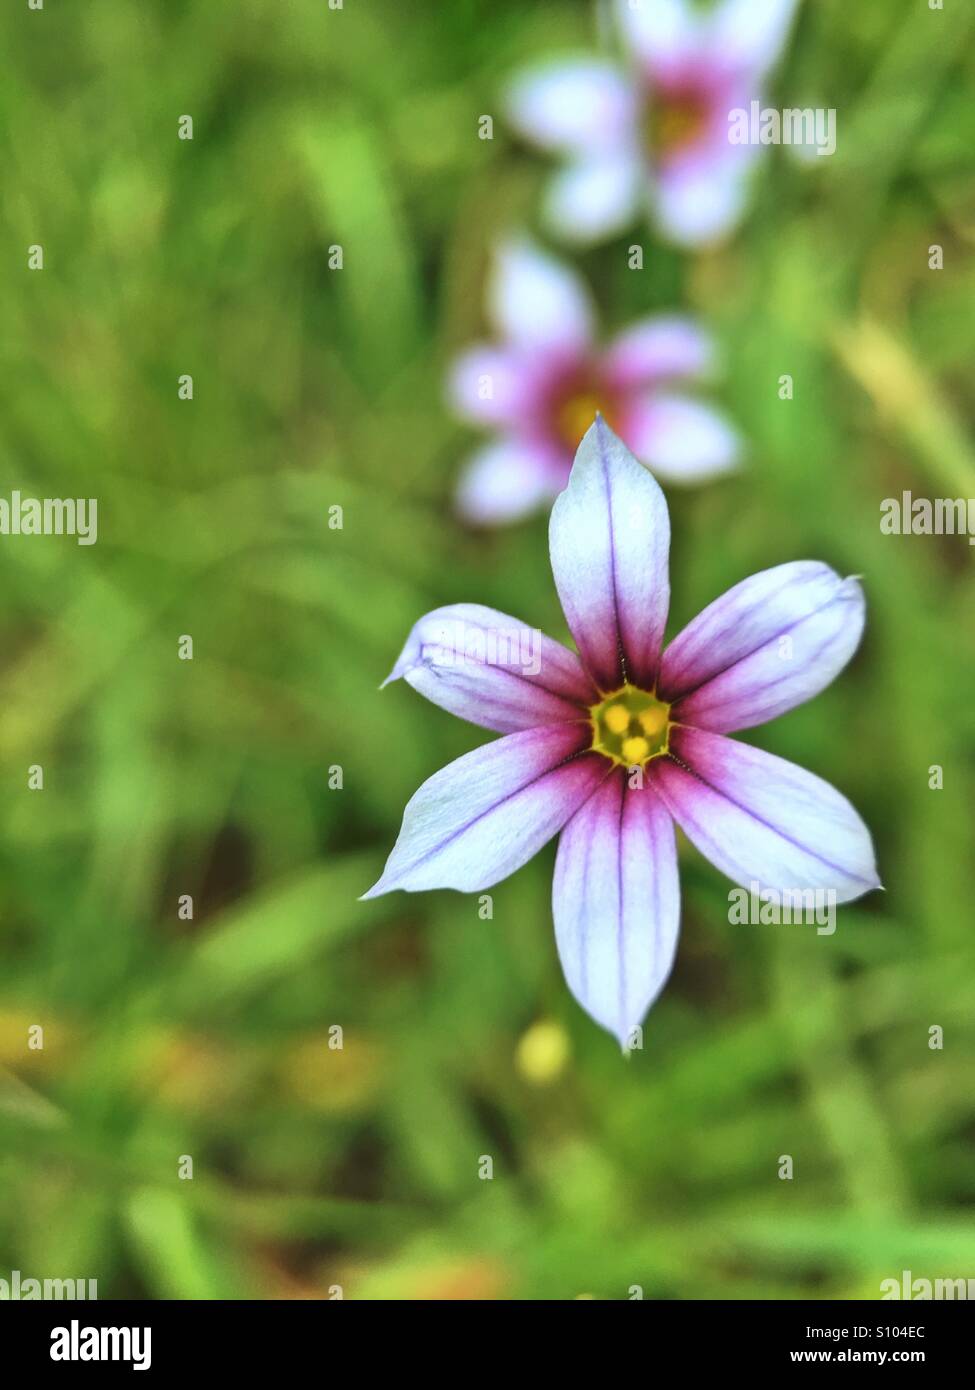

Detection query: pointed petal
xmin=362 ymin=725 xmax=608 ymax=897
xmin=624 ymin=393 xmax=740 ymax=483
xmin=654 ymin=152 xmax=752 ymax=246
xmin=616 ymin=0 xmax=698 ymax=67
xmin=447 ymin=345 xmax=528 ymax=427
xmin=549 ymin=418 xmax=670 ymax=692
xmin=602 ymin=316 xmax=713 ymax=390
xmin=382 ymin=602 xmax=596 ymax=733
xmin=554 ymin=771 xmax=680 ymax=1045
xmin=660 ymin=563 xmax=865 ymax=731
xmin=507 ymin=59 xmax=637 ymax=154
xmin=709 ymin=0 xmax=799 ymax=76
xmin=651 ymin=726 xmax=880 ymax=903
xmin=543 ymin=153 xmax=643 ymax=246
xmin=456 ymin=437 xmax=563 ymax=525
xmin=489 ymin=238 xmax=593 ymax=352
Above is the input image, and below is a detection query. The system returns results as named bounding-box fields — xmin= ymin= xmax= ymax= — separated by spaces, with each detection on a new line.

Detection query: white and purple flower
xmin=507 ymin=0 xmax=799 ymax=247
xmin=364 ymin=419 xmax=879 ymax=1045
xmin=450 ymin=238 xmax=739 ymax=523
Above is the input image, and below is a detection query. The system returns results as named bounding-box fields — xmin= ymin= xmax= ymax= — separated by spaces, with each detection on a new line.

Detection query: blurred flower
xmin=363 ymin=420 xmax=879 ymax=1045
xmin=507 ymin=0 xmax=799 ymax=246
xmin=449 ymin=238 xmax=739 ymax=523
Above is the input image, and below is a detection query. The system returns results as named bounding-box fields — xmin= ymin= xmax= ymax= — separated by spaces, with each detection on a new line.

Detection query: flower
xmin=450 ymin=238 xmax=739 ymax=523
xmin=507 ymin=0 xmax=799 ymax=247
xmin=363 ymin=419 xmax=879 ymax=1046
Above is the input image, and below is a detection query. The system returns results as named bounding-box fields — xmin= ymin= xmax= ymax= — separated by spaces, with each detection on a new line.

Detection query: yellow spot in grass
xmin=516 ymin=1020 xmax=570 ymax=1085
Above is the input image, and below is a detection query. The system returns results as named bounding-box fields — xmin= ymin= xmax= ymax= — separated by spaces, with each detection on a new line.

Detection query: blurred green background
xmin=1 ymin=0 xmax=974 ymax=1301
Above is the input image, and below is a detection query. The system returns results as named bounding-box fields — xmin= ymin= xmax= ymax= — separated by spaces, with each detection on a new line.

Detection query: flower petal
xmin=447 ymin=345 xmax=528 ymax=428
xmin=507 ymin=59 xmax=637 ymax=154
xmin=489 ymin=238 xmax=593 ymax=353
xmin=553 ymin=770 xmax=680 ymax=1045
xmin=625 ymin=393 xmax=740 ymax=483
xmin=456 ymin=438 xmax=564 ymax=525
xmin=616 ymin=0 xmax=698 ymax=68
xmin=543 ymin=153 xmax=643 ymax=246
xmin=602 ymin=316 xmax=713 ymax=390
xmin=382 ymin=602 xmax=596 ymax=733
xmin=654 ymin=152 xmax=752 ymax=246
xmin=362 ymin=725 xmax=609 ymax=897
xmin=550 ymin=418 xmax=671 ymax=692
xmin=709 ymin=0 xmax=799 ymax=77
xmin=660 ymin=562 xmax=865 ymax=731
xmin=651 ymin=726 xmax=880 ymax=902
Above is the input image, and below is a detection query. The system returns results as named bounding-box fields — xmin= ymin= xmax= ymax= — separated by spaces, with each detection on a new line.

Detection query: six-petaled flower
xmin=450 ymin=238 xmax=739 ymax=523
xmin=507 ymin=0 xmax=799 ymax=247
xmin=364 ymin=420 xmax=879 ymax=1046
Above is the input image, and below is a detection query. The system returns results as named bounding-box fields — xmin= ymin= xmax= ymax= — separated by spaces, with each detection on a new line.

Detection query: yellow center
xmin=555 ymin=391 xmax=617 ymax=450
xmin=590 ymin=684 xmax=672 ymax=768
xmin=646 ymin=93 xmax=711 ymax=158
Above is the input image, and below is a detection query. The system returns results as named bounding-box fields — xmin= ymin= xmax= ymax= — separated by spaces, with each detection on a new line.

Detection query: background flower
xmin=449 ymin=238 xmax=739 ymax=522
xmin=508 ymin=0 xmax=800 ymax=246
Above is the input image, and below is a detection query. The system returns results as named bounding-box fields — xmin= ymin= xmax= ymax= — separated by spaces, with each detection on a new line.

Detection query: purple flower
xmin=508 ymin=0 xmax=799 ymax=247
xmin=450 ymin=238 xmax=739 ymax=523
xmin=364 ymin=420 xmax=879 ymax=1045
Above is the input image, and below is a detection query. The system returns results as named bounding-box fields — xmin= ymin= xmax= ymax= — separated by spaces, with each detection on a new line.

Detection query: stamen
xmin=604 ymin=704 xmax=630 ymax=734
xmin=589 ymin=683 xmax=672 ymax=768
xmin=638 ymin=705 xmax=668 ymax=738
xmin=621 ymin=736 xmax=650 ymax=765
